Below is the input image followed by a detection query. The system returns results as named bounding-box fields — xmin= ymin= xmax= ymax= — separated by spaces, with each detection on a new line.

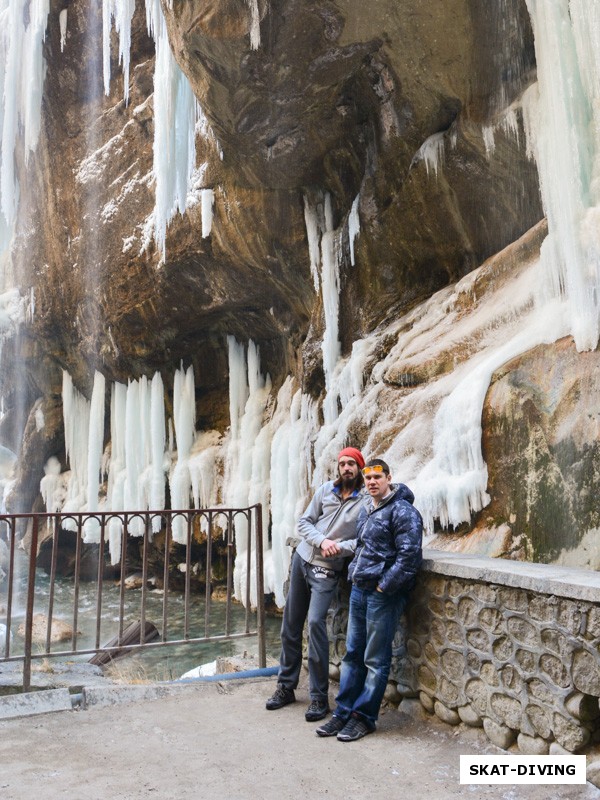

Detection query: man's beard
xmin=340 ymin=473 xmax=358 ymax=490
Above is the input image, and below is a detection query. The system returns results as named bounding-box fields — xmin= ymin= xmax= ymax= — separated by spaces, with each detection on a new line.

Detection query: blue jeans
xmin=277 ymin=552 xmax=340 ymax=701
xmin=334 ymin=585 xmax=408 ymax=728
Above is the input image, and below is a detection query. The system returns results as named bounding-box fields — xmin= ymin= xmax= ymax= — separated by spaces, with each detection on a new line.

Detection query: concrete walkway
xmin=0 ymin=675 xmax=598 ymax=800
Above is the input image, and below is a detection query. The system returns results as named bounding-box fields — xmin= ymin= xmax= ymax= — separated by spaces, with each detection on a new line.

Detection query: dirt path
xmin=0 ymin=676 xmax=598 ymax=800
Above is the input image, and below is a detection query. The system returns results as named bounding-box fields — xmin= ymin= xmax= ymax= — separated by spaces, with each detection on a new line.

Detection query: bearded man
xmin=315 ymin=458 xmax=423 ymax=741
xmin=266 ymin=447 xmax=365 ymax=722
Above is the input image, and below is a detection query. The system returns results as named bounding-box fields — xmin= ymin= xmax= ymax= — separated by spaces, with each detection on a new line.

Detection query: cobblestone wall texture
xmin=402 ymin=573 xmax=600 ymax=753
xmin=325 ymin=572 xmax=600 ymax=752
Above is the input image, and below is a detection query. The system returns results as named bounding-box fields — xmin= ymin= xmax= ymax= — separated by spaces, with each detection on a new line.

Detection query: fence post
xmin=254 ymin=504 xmax=266 ymax=668
xmin=23 ymin=516 xmax=39 ymax=692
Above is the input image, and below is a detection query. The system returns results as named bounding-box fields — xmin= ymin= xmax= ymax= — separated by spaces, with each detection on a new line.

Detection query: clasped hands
xmin=320 ymin=538 xmax=341 ymax=557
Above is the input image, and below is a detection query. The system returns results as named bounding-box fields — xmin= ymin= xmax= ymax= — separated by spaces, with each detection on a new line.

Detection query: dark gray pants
xmin=277 ymin=552 xmax=339 ymax=701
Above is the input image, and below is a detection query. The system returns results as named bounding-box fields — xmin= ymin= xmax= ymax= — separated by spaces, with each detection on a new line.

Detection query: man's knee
xmin=306 ymin=613 xmax=327 ymax=637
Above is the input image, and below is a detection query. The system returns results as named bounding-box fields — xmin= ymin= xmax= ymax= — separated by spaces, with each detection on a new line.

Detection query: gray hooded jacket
xmin=295 ymin=480 xmax=364 ymax=570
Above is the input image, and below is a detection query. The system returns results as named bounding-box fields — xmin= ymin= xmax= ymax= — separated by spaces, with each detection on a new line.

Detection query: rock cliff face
xmin=3 ymin=0 xmax=599 ymax=570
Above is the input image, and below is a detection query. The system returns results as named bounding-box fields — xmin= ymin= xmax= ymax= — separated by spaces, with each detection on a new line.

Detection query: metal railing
xmin=0 ymin=506 xmax=266 ymax=691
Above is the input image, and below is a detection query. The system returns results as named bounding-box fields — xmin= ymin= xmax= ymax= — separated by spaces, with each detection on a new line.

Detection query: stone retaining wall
xmin=327 ymin=550 xmax=600 ymax=753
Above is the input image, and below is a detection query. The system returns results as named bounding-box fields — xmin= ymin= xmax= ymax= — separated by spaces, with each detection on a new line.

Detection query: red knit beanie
xmin=338 ymin=447 xmax=365 ymax=469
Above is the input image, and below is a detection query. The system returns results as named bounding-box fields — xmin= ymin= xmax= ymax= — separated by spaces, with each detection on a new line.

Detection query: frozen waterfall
xmin=0 ymin=0 xmax=50 ymax=248
xmin=524 ymin=0 xmax=600 ymax=352
xmin=21 ymin=0 xmax=600 ymax=608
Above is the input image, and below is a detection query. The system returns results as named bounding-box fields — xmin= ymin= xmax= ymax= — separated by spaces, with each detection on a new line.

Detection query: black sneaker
xmin=265 ymin=685 xmax=296 ymax=710
xmin=305 ymin=699 xmax=330 ymax=722
xmin=336 ymin=715 xmax=374 ymax=742
xmin=316 ymin=715 xmax=346 ymax=737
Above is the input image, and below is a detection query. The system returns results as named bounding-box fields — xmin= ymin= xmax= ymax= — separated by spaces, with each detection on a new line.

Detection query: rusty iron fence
xmin=0 ymin=506 xmax=266 ymax=691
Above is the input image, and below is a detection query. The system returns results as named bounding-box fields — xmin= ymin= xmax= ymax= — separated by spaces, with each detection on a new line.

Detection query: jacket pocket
xmin=351 ymin=550 xmax=385 ymax=584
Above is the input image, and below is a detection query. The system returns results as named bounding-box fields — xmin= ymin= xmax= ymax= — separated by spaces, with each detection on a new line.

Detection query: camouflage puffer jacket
xmin=348 ymin=484 xmax=423 ymax=594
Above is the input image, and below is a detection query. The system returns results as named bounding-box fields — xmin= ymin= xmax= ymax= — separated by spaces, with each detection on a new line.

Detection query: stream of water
xmin=4 ymin=560 xmax=282 ymax=682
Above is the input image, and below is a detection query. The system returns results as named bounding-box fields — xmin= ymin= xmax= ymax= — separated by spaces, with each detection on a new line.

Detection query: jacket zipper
xmin=324 ymin=493 xmax=358 ymax=534
xmin=310 ymin=492 xmax=360 ymax=562
xmin=352 ymin=489 xmax=397 ymax=577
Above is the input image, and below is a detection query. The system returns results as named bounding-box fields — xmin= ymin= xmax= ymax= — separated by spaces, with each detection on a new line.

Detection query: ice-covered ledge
xmin=422 ymin=548 xmax=600 ymax=603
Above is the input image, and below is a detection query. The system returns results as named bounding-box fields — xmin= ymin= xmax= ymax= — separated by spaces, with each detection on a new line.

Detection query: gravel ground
xmin=0 ymin=674 xmax=598 ymax=800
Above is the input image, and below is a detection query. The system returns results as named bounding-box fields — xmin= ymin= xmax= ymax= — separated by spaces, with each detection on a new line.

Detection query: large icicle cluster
xmin=49 ymin=368 xmax=173 ymax=562
xmin=0 ymin=0 xmax=211 ymax=263
xmin=0 ymin=0 xmax=50 ymax=253
xmin=302 ymin=191 xmax=361 ymax=426
xmin=46 ymin=345 xmax=320 ymax=609
xmin=103 ymin=0 xmax=206 ymax=258
xmin=102 ymin=0 xmax=135 ymax=104
xmin=523 ymin=0 xmax=600 ymax=352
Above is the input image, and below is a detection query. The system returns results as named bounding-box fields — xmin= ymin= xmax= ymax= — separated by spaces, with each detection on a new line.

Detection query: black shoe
xmin=305 ymin=699 xmax=330 ymax=722
xmin=266 ymin=685 xmax=296 ymax=710
xmin=316 ymin=715 xmax=346 ymax=737
xmin=336 ymin=715 xmax=374 ymax=742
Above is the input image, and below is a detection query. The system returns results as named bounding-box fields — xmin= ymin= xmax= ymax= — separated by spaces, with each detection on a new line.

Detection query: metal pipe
xmin=254 ymin=504 xmax=266 ymax=668
xmin=22 ymin=516 xmax=39 ymax=693
xmin=4 ymin=517 xmax=16 ymax=659
xmin=172 ymin=666 xmax=278 ymax=684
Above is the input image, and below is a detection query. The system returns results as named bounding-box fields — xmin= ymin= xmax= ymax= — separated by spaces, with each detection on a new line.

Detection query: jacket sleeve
xmin=378 ymin=503 xmax=423 ymax=594
xmin=335 ymin=537 xmax=357 ymax=555
xmin=296 ymin=484 xmax=328 ymax=548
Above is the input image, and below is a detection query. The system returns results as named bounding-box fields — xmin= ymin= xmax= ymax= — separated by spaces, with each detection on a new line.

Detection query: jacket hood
xmin=392 ymin=483 xmax=415 ymax=504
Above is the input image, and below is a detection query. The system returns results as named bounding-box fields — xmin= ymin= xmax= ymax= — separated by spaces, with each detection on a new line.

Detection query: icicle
xmin=39 ymin=456 xmax=65 ymax=514
xmin=269 ymin=383 xmax=317 ymax=607
xmin=34 ymin=405 xmax=44 ymax=431
xmin=99 ymin=0 xmax=206 ymax=257
xmin=123 ymin=378 xmax=144 ymax=534
xmin=170 ymin=364 xmax=196 ymax=543
xmin=412 ymin=301 xmax=569 ymax=530
xmin=201 ymin=188 xmax=214 ymax=238
xmin=227 ymin=336 xmax=249 ymax=443
xmin=303 ymin=191 xmax=360 ymax=425
xmin=246 ymin=0 xmax=261 ymax=50
xmin=106 ymin=381 xmax=127 ymax=563
xmin=320 ymin=194 xmax=342 ymax=425
xmin=482 ymin=125 xmax=495 ymax=157
xmin=1 ymin=1 xmax=25 ymax=229
xmin=152 ymin=19 xmax=198 ymax=258
xmin=189 ymin=430 xmax=221 ymax=513
xmin=61 ymin=371 xmax=91 ymax=519
xmin=224 ymin=338 xmax=272 ymax=606
xmin=303 ymin=195 xmax=322 ymax=292
xmin=414 ymin=132 xmax=445 ymax=177
xmin=102 ymin=0 xmax=113 ymax=95
xmin=312 ymin=337 xmax=373 ymax=487
xmin=59 ymin=8 xmax=68 ymax=52
xmin=102 ymin=0 xmax=135 ymax=102
xmin=348 ymin=195 xmax=360 ymax=267
xmin=149 ymin=372 xmax=166 ymax=521
xmin=83 ymin=371 xmax=106 ymax=543
xmin=500 ymin=106 xmax=520 ymax=143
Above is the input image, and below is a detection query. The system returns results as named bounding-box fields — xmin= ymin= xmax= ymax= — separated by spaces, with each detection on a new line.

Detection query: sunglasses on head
xmin=362 ymin=465 xmax=387 ymax=477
